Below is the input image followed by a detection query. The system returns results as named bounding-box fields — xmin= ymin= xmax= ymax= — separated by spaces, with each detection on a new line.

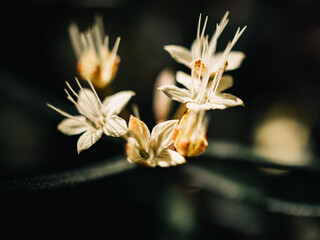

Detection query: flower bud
xmin=77 ymin=49 xmax=120 ymax=89
xmin=173 ymin=110 xmax=208 ymax=157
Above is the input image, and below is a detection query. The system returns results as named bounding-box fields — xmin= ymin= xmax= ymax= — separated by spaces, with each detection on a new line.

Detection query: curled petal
xmin=128 ymin=115 xmax=150 ymax=151
xmin=57 ymin=116 xmax=88 ymax=135
xmin=164 ymin=45 xmax=192 ymax=67
xmin=77 ymin=129 xmax=103 ymax=154
xmin=104 ymin=115 xmax=128 ymax=137
xmin=102 ymin=91 xmax=135 ymax=117
xmin=158 ymin=85 xmax=192 ymax=103
xmin=149 ymin=120 xmax=179 ymax=156
xmin=155 ymin=149 xmax=186 ymax=167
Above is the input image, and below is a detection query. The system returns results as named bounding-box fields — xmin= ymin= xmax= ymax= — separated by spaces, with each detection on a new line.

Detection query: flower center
xmin=85 ymin=114 xmax=106 ymax=129
xmin=139 ymin=149 xmax=149 ymax=160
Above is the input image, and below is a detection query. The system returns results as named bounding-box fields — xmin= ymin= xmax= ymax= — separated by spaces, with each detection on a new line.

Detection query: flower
xmin=47 ymin=78 xmax=135 ymax=153
xmin=173 ymin=110 xmax=208 ymax=157
xmin=125 ymin=115 xmax=186 ymax=167
xmin=159 ymin=66 xmax=244 ymax=111
xmin=164 ymin=12 xmax=246 ymax=77
xmin=159 ymin=12 xmax=245 ymax=111
xmin=68 ymin=16 xmax=120 ymax=88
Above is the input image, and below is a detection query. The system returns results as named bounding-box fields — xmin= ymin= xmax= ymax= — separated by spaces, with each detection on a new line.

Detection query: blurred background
xmin=0 ymin=0 xmax=320 ymax=239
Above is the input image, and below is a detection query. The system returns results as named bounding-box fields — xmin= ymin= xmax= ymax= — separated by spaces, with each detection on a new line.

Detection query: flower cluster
xmin=48 ymin=11 xmax=246 ymax=167
xmin=159 ymin=11 xmax=246 ymax=156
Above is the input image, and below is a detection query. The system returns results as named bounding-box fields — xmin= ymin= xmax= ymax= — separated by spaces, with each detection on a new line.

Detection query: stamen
xmin=197 ymin=38 xmax=211 ymax=103
xmin=94 ymin=15 xmax=105 ymax=45
xmin=208 ymin=12 xmax=229 ymax=57
xmin=206 ymin=71 xmax=219 ymax=103
xmin=211 ymin=67 xmax=224 ymax=96
xmin=72 ymin=78 xmax=103 ymax=118
xmin=206 ymin=61 xmax=226 ymax=102
xmin=110 ymin=37 xmax=121 ymax=58
xmin=47 ymin=103 xmax=92 ymax=128
xmin=65 ymin=81 xmax=80 ymax=99
xmin=218 ymin=11 xmax=229 ymax=35
xmin=93 ymin=22 xmax=103 ymax=56
xmin=191 ymin=61 xmax=196 ymax=98
xmin=64 ymin=88 xmax=98 ymax=123
xmin=80 ymin=33 xmax=88 ymax=50
xmin=47 ymin=103 xmax=74 ymax=119
xmin=84 ymin=78 xmax=103 ymax=108
xmin=86 ymin=30 xmax=96 ymax=53
xmin=197 ymin=14 xmax=202 ymax=41
xmin=200 ymin=16 xmax=208 ymax=40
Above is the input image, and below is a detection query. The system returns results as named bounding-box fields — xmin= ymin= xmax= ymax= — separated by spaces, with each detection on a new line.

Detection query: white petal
xmin=211 ymin=51 xmax=245 ymax=72
xmin=128 ymin=115 xmax=150 ymax=151
xmin=225 ymin=51 xmax=246 ymax=70
xmin=104 ymin=115 xmax=128 ymax=137
xmin=57 ymin=116 xmax=88 ymax=135
xmin=209 ymin=93 xmax=244 ymax=109
xmin=186 ymin=102 xmax=212 ymax=111
xmin=102 ymin=91 xmax=135 ymax=117
xmin=149 ymin=120 xmax=178 ymax=156
xmin=176 ymin=71 xmax=201 ymax=92
xmin=125 ymin=137 xmax=144 ymax=164
xmin=155 ymin=149 xmax=186 ymax=167
xmin=216 ymin=75 xmax=233 ymax=93
xmin=158 ymin=85 xmax=192 ymax=103
xmin=164 ymin=45 xmax=192 ymax=67
xmin=77 ymin=88 xmax=100 ymax=117
xmin=77 ymin=129 xmax=103 ymax=154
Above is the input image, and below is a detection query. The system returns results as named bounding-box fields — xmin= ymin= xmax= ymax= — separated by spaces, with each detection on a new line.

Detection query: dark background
xmin=0 ymin=0 xmax=320 ymax=239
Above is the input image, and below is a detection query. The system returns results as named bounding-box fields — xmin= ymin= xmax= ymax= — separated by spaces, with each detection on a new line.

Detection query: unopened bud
xmin=173 ymin=110 xmax=208 ymax=157
xmin=77 ymin=49 xmax=120 ymax=89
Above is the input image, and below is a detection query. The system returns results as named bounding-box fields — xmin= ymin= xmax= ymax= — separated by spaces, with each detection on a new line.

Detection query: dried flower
xmin=125 ymin=115 xmax=186 ymax=167
xmin=164 ymin=12 xmax=246 ymax=77
xmin=173 ymin=110 xmax=208 ymax=157
xmin=159 ymin=12 xmax=245 ymax=111
xmin=48 ymin=78 xmax=134 ymax=153
xmin=69 ymin=16 xmax=120 ymax=88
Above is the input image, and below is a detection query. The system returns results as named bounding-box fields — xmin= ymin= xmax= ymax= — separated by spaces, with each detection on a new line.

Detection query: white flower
xmin=69 ymin=16 xmax=120 ymax=88
xmin=159 ymin=67 xmax=244 ymax=111
xmin=159 ymin=12 xmax=246 ymax=111
xmin=48 ymin=78 xmax=135 ymax=153
xmin=164 ymin=12 xmax=246 ymax=76
xmin=125 ymin=115 xmax=186 ymax=167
